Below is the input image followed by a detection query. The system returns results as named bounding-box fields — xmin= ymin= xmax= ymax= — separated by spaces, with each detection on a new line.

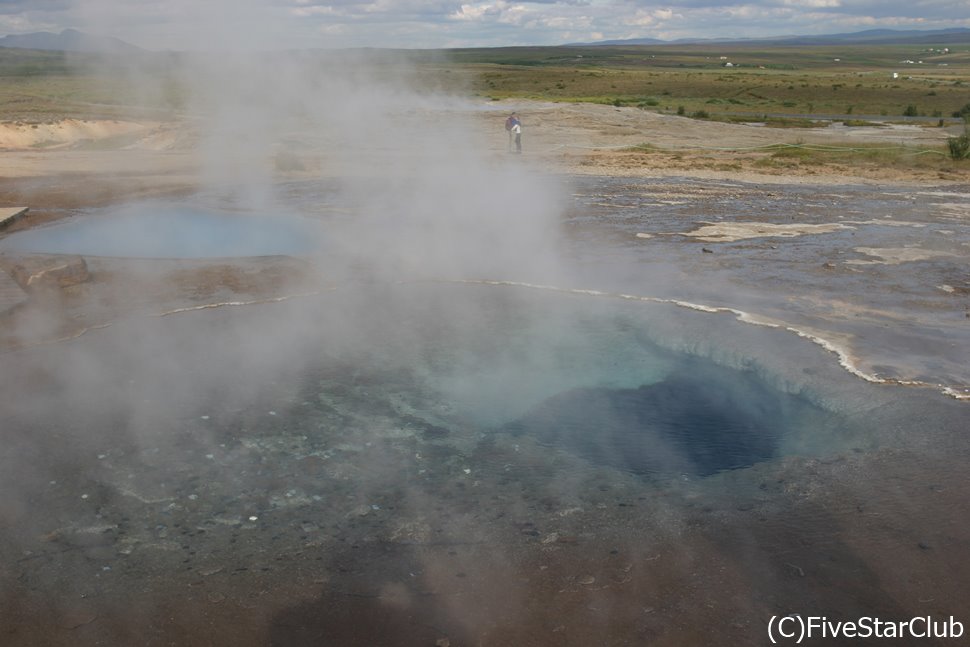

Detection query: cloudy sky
xmin=1 ymin=0 xmax=968 ymax=50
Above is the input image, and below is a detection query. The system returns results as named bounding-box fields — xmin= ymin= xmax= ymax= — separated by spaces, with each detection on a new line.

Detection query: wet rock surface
xmin=564 ymin=177 xmax=970 ymax=393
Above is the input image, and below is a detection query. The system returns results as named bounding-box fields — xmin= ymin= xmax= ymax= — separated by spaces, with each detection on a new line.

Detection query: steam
xmin=86 ymin=39 xmax=566 ymax=279
xmin=5 ymin=13 xmax=963 ymax=642
xmin=0 ymin=8 xmax=578 ymax=638
xmin=28 ymin=0 xmax=575 ymax=434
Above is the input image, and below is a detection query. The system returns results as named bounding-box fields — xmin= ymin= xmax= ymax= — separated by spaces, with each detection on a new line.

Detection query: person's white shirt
xmin=511 ymin=123 xmax=521 ymax=134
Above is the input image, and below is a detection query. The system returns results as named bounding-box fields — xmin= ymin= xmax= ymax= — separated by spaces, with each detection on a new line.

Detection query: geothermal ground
xmin=1 ymin=101 xmax=969 ymax=646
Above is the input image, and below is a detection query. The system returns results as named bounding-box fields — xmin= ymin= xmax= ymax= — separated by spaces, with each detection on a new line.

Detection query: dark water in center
xmin=503 ymin=359 xmax=829 ymax=476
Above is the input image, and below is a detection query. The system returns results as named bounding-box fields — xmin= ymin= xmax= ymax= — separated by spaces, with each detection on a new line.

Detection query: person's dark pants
xmin=514 ymin=133 xmax=521 ymax=153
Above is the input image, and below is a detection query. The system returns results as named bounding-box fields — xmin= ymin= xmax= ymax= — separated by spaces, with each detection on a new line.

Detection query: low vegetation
xmin=446 ymin=42 xmax=970 ymax=124
xmin=0 ymin=48 xmax=181 ymax=121
xmin=1 ymin=39 xmax=968 ymax=172
xmin=2 ymin=40 xmax=969 ymax=124
xmin=948 ymin=120 xmax=970 ymax=160
xmin=619 ymin=138 xmax=960 ymax=174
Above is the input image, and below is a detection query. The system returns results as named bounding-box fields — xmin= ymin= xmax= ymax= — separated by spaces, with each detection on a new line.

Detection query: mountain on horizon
xmin=2 ymin=26 xmax=969 ymax=54
xmin=0 ymin=29 xmax=143 ymax=54
xmin=568 ymin=27 xmax=970 ymax=47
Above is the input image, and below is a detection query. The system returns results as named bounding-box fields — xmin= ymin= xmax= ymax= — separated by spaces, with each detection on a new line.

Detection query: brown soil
xmin=484 ymin=101 xmax=969 ymax=185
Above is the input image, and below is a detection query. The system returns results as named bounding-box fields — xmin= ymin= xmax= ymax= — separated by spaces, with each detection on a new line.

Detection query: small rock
xmin=10 ymin=254 xmax=89 ymax=291
xmin=435 ymin=639 xmax=451 ymax=647
xmin=346 ymin=505 xmax=371 ymax=519
xmin=701 ymin=247 xmax=714 ymax=254
xmin=918 ymin=541 xmax=932 ymax=550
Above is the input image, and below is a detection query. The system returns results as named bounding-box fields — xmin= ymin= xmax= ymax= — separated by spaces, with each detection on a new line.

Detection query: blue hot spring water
xmin=500 ymin=358 xmax=825 ymax=477
xmin=0 ymin=204 xmax=326 ymax=258
xmin=329 ymin=285 xmax=851 ymax=479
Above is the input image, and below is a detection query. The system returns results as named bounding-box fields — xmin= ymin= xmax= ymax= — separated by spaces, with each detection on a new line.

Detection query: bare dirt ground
xmin=2 ymin=99 xmax=967 ymax=217
xmin=484 ymin=100 xmax=969 ymax=185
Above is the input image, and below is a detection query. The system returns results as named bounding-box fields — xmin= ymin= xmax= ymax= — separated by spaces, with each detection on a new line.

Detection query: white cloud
xmin=780 ymin=0 xmax=841 ymax=7
xmin=451 ymin=1 xmax=506 ymax=22
xmin=0 ymin=0 xmax=967 ymax=49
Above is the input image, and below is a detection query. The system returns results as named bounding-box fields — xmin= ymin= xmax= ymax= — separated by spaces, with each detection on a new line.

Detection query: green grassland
xmin=435 ymin=42 xmax=970 ymax=120
xmin=0 ymin=48 xmax=181 ymax=122
xmin=2 ymin=39 xmax=969 ymax=125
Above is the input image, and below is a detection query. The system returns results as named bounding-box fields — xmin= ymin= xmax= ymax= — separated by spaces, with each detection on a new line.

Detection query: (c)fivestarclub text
xmin=768 ymin=615 xmax=964 ymax=643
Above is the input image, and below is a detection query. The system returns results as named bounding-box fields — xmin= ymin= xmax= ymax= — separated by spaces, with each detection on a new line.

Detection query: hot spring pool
xmin=2 ymin=281 xmax=967 ymax=645
xmin=0 ymin=203 xmax=326 ymax=258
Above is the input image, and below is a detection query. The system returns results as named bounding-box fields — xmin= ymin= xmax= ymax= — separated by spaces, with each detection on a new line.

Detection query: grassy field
xmin=435 ymin=42 xmax=970 ymax=121
xmin=2 ymin=40 xmax=969 ymax=135
xmin=0 ymin=47 xmax=181 ymax=122
xmin=3 ymin=41 xmax=967 ymax=171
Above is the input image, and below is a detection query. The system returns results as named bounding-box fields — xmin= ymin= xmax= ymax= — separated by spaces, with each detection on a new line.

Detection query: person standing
xmin=504 ymin=112 xmax=519 ymax=152
xmin=510 ymin=115 xmax=522 ymax=154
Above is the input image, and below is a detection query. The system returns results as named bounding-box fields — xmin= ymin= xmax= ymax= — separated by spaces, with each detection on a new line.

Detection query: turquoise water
xmin=0 ymin=203 xmax=326 ymax=258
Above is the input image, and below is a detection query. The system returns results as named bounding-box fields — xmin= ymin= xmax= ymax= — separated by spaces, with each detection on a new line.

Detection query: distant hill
xmin=0 ymin=29 xmax=143 ymax=54
xmin=3 ymin=26 xmax=969 ymax=54
xmin=570 ymin=27 xmax=970 ymax=47
xmin=570 ymin=37 xmax=666 ymax=46
xmin=750 ymin=28 xmax=970 ymax=46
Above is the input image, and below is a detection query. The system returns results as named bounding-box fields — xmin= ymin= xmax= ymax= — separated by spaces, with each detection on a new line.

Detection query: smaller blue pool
xmin=0 ymin=204 xmax=326 ymax=259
